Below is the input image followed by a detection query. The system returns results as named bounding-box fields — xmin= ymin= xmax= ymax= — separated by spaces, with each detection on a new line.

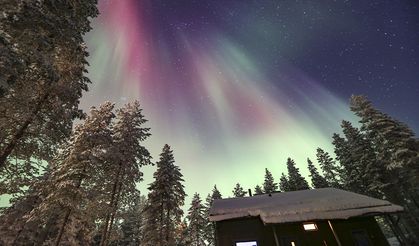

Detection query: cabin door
xmin=280 ymin=236 xmax=301 ymax=246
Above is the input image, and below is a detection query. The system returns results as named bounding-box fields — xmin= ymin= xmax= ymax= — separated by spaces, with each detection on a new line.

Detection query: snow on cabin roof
xmin=209 ymin=188 xmax=403 ymax=224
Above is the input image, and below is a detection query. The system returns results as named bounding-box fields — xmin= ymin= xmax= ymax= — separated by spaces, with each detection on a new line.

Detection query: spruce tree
xmin=142 ymin=145 xmax=186 ymax=246
xmin=203 ymin=185 xmax=222 ymax=246
xmin=186 ymin=193 xmax=207 ymax=246
xmin=286 ymin=158 xmax=310 ymax=191
xmin=232 ymin=183 xmax=246 ymax=197
xmin=279 ymin=173 xmax=291 ymax=192
xmin=316 ymin=148 xmax=342 ymax=188
xmin=210 ymin=185 xmax=222 ymax=200
xmin=263 ymin=168 xmax=278 ymax=193
xmin=307 ymin=158 xmax=328 ymax=189
xmin=0 ymin=0 xmax=98 ymax=195
xmin=254 ymin=185 xmax=264 ymax=195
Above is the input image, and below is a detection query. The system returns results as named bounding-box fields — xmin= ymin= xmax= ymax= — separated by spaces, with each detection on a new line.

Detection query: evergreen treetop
xmin=254 ymin=185 xmax=264 ymax=195
xmin=307 ymin=158 xmax=328 ymax=189
xmin=263 ymin=168 xmax=278 ymax=194
xmin=186 ymin=193 xmax=206 ymax=246
xmin=286 ymin=158 xmax=310 ymax=191
xmin=232 ymin=183 xmax=246 ymax=197
xmin=143 ymin=144 xmax=186 ymax=246
xmin=279 ymin=173 xmax=291 ymax=192
xmin=316 ymin=148 xmax=342 ymax=188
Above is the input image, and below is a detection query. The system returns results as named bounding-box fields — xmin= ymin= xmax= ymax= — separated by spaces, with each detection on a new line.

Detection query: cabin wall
xmin=215 ymin=217 xmax=389 ymax=246
xmin=215 ymin=217 xmax=276 ymax=246
xmin=332 ymin=217 xmax=389 ymax=246
xmin=273 ymin=220 xmax=337 ymax=246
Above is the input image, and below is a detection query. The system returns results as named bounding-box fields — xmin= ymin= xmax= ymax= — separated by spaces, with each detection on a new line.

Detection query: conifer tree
xmin=350 ymin=95 xmax=419 ymax=242
xmin=350 ymin=95 xmax=418 ymax=193
xmin=142 ymin=145 xmax=186 ymax=246
xmin=210 ymin=185 xmax=222 ymax=200
xmin=0 ymin=0 xmax=98 ymax=195
xmin=186 ymin=193 xmax=207 ymax=246
xmin=254 ymin=185 xmax=264 ymax=195
xmin=332 ymin=133 xmax=353 ymax=188
xmin=0 ymin=186 xmax=43 ymax=245
xmin=118 ymin=194 xmax=147 ymax=246
xmin=28 ymin=102 xmax=115 ymax=245
xmin=316 ymin=148 xmax=342 ymax=188
xmin=286 ymin=158 xmax=310 ymax=191
xmin=340 ymin=120 xmax=390 ymax=197
xmin=99 ymin=101 xmax=151 ymax=246
xmin=307 ymin=158 xmax=328 ymax=189
xmin=203 ymin=185 xmax=222 ymax=246
xmin=263 ymin=168 xmax=278 ymax=193
xmin=232 ymin=183 xmax=246 ymax=197
xmin=279 ymin=173 xmax=291 ymax=192
xmin=174 ymin=219 xmax=190 ymax=246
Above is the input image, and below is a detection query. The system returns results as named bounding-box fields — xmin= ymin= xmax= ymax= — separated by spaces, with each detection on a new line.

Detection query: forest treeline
xmin=1 ymin=1 xmax=418 ymax=245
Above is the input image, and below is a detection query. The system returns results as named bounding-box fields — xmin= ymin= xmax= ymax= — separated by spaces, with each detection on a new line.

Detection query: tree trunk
xmin=99 ymin=162 xmax=122 ymax=246
xmin=165 ymin=208 xmax=171 ymax=244
xmin=159 ymin=200 xmax=164 ymax=246
xmin=0 ymin=91 xmax=50 ymax=169
xmin=104 ymin=180 xmax=123 ymax=246
xmin=54 ymin=175 xmax=84 ymax=246
xmin=54 ymin=208 xmax=72 ymax=246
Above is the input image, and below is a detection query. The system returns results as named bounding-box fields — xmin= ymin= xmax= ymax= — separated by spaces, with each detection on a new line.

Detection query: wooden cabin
xmin=209 ymin=188 xmax=403 ymax=246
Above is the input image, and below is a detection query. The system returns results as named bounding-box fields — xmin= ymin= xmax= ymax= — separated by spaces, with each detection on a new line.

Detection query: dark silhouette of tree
xmin=142 ymin=145 xmax=186 ymax=246
xmin=286 ymin=158 xmax=310 ymax=191
xmin=307 ymin=158 xmax=328 ymax=189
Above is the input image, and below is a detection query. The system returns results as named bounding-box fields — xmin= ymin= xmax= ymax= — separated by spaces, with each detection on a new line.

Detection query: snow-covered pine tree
xmin=350 ymin=95 xmax=419 ymax=242
xmin=316 ymin=148 xmax=342 ymax=188
xmin=332 ymin=133 xmax=353 ymax=190
xmin=286 ymin=158 xmax=310 ymax=191
xmin=118 ymin=194 xmax=147 ymax=246
xmin=254 ymin=185 xmax=264 ymax=195
xmin=0 ymin=0 xmax=98 ymax=196
xmin=142 ymin=145 xmax=186 ymax=246
xmin=174 ymin=219 xmax=190 ymax=246
xmin=307 ymin=158 xmax=328 ymax=189
xmin=99 ymin=101 xmax=151 ymax=246
xmin=263 ymin=168 xmax=278 ymax=193
xmin=27 ymin=102 xmax=115 ymax=245
xmin=350 ymin=95 xmax=418 ymax=195
xmin=0 ymin=186 xmax=43 ymax=245
xmin=340 ymin=120 xmax=391 ymax=198
xmin=186 ymin=193 xmax=207 ymax=246
xmin=203 ymin=185 xmax=222 ymax=246
xmin=279 ymin=173 xmax=291 ymax=192
xmin=232 ymin=183 xmax=246 ymax=197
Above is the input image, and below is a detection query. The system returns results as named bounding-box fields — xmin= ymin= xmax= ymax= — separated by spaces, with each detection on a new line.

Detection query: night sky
xmin=81 ymin=0 xmax=419 ymax=200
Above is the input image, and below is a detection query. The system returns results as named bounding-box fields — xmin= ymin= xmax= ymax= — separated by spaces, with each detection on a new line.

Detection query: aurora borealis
xmin=81 ymin=1 xmax=419 ymax=199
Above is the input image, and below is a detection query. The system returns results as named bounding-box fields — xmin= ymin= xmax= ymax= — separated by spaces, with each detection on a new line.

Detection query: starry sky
xmin=80 ymin=0 xmax=419 ymax=200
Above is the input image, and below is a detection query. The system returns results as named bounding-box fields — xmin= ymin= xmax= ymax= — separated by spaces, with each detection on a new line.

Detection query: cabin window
xmin=352 ymin=230 xmax=370 ymax=246
xmin=235 ymin=241 xmax=257 ymax=246
xmin=303 ymin=222 xmax=318 ymax=231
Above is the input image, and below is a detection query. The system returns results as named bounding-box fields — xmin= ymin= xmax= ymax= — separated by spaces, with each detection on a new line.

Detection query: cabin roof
xmin=209 ymin=188 xmax=403 ymax=224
